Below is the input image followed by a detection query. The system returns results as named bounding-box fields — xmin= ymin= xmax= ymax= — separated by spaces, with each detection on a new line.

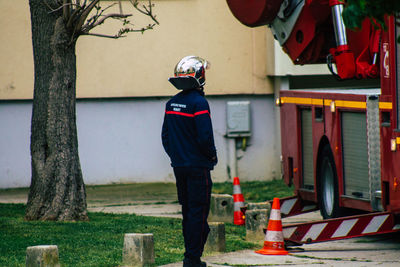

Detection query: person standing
xmin=162 ymin=55 xmax=217 ymax=267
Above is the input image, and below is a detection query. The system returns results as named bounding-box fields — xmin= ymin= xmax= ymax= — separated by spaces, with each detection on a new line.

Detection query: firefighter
xmin=162 ymin=55 xmax=218 ymax=267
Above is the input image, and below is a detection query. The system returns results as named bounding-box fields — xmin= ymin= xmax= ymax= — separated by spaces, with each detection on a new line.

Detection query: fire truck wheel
xmin=318 ymin=144 xmax=345 ymax=219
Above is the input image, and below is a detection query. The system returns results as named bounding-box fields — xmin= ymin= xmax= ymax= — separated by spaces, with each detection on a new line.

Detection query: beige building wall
xmin=0 ymin=0 xmax=331 ymax=100
xmin=76 ymin=0 xmax=274 ymax=97
xmin=0 ymin=0 xmax=273 ymax=100
xmin=0 ymin=0 xmax=34 ymax=100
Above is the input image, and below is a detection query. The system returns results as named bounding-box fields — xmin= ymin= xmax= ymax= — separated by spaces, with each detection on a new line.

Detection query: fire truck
xmin=227 ymin=0 xmax=400 ymax=245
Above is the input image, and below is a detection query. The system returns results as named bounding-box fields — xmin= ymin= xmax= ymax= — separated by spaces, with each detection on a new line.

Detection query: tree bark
xmin=26 ymin=0 xmax=88 ymax=221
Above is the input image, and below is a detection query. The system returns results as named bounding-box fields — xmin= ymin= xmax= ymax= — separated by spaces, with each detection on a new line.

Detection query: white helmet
xmin=169 ymin=55 xmax=210 ymax=90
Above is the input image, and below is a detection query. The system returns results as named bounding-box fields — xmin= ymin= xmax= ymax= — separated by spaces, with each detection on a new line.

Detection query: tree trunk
xmin=26 ymin=0 xmax=88 ymax=221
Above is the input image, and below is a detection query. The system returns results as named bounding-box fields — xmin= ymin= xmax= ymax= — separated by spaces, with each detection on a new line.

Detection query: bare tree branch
xmin=118 ymin=0 xmax=123 ymax=14
xmin=82 ymin=24 xmax=154 ymax=39
xmin=66 ymin=7 xmax=82 ymax=29
xmin=74 ymin=0 xmax=101 ymax=35
xmin=85 ymin=2 xmax=117 ymax=26
xmin=129 ymin=0 xmax=159 ymax=25
xmin=81 ymin=32 xmax=125 ymax=39
xmin=43 ymin=0 xmax=159 ymax=44
xmin=43 ymin=0 xmax=72 ymax=14
xmin=82 ymin=13 xmax=132 ymax=34
xmin=63 ymin=0 xmax=71 ymax=21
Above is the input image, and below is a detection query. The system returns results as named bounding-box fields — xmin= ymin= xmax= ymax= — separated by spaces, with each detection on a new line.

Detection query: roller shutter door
xmin=341 ymin=112 xmax=370 ymax=199
xmin=301 ymin=109 xmax=314 ymax=189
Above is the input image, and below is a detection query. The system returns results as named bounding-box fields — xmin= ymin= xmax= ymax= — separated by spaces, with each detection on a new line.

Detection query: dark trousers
xmin=173 ymin=167 xmax=212 ymax=259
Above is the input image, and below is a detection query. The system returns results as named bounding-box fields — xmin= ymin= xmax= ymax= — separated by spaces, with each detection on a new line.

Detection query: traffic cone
xmin=255 ymin=197 xmax=288 ymax=255
xmin=233 ymin=177 xmax=245 ymax=225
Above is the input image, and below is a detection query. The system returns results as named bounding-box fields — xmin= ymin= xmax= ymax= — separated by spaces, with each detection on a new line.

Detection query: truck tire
xmin=318 ymin=144 xmax=345 ymax=219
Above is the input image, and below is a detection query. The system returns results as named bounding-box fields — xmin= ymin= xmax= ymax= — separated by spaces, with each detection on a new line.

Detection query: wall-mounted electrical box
xmin=226 ymin=101 xmax=251 ymax=137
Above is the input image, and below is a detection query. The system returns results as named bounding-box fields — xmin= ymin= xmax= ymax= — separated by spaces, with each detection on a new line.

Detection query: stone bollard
xmin=246 ymin=201 xmax=271 ymax=211
xmin=204 ymin=222 xmax=225 ymax=253
xmin=245 ymin=209 xmax=269 ymax=243
xmin=26 ymin=245 xmax=60 ymax=267
xmin=122 ymin=233 xmax=155 ymax=267
xmin=208 ymin=194 xmax=234 ymax=223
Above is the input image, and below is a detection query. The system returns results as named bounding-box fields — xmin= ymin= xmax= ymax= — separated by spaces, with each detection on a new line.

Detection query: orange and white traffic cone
xmin=255 ymin=197 xmax=288 ymax=255
xmin=233 ymin=177 xmax=245 ymax=225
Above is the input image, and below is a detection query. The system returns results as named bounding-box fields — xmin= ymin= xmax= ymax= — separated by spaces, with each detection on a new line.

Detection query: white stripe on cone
xmin=234 ymin=201 xmax=245 ymax=211
xmin=269 ymin=209 xmax=282 ymax=221
xmin=265 ymin=230 xmax=284 ymax=242
xmin=233 ymin=185 xmax=242 ymax=194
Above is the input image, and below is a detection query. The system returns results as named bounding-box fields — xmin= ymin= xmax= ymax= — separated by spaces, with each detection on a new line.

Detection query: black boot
xmin=183 ymin=256 xmax=207 ymax=267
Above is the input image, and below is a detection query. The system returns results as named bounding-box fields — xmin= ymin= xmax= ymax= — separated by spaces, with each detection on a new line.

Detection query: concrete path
xmin=88 ymin=203 xmax=182 ymax=218
xmin=161 ymin=232 xmax=400 ymax=267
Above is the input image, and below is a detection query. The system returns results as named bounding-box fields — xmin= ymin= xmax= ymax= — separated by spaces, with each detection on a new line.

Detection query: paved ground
xmin=190 ymin=235 xmax=400 ymax=267
xmin=88 ymin=203 xmax=182 ymax=218
xmin=1 ymin=185 xmax=399 ymax=266
xmin=158 ymin=211 xmax=400 ymax=267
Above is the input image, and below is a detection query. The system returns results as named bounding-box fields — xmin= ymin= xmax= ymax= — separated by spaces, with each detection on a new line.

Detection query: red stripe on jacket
xmin=166 ymin=110 xmax=210 ymax=117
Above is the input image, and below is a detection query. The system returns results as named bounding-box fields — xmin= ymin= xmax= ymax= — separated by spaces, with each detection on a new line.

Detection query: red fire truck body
xmin=227 ymin=0 xmax=400 ymax=243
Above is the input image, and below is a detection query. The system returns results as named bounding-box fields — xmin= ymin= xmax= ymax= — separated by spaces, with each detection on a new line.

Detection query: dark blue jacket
xmin=162 ymin=89 xmax=217 ymax=170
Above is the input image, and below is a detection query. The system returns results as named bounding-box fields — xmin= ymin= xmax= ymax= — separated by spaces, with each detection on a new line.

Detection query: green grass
xmin=0 ymin=204 xmax=255 ymax=267
xmin=213 ymin=179 xmax=294 ymax=203
xmin=0 ymin=179 xmax=293 ymax=266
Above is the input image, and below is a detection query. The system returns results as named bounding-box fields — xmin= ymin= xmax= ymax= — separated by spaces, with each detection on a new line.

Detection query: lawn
xmin=0 ymin=204 xmax=255 ymax=267
xmin=0 ymin=179 xmax=293 ymax=266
